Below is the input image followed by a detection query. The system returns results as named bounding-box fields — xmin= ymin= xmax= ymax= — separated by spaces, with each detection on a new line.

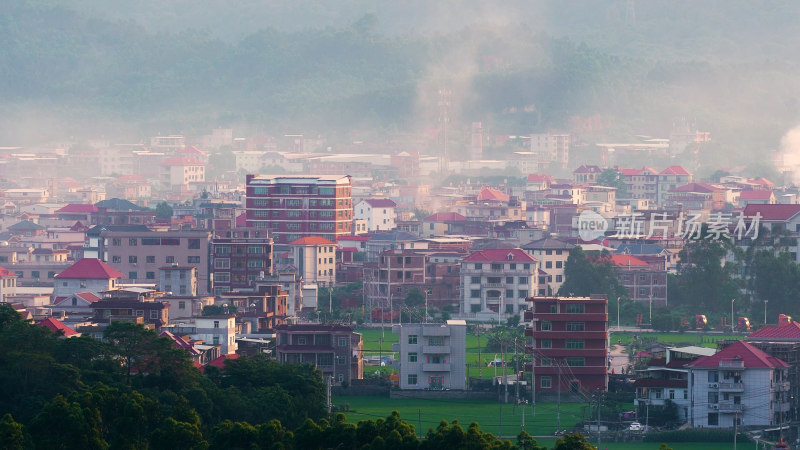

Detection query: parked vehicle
xmin=628 ymin=422 xmax=642 ymax=431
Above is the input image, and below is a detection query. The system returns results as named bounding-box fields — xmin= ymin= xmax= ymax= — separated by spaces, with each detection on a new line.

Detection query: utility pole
xmin=557 ymin=362 xmax=561 ymax=431
xmin=418 ymin=409 xmax=422 ymax=438
xmin=733 ymin=411 xmax=738 ymax=450
xmin=514 ymin=337 xmax=519 ymax=410
xmin=617 ymin=296 xmax=621 ymax=331
xmin=326 ymin=376 xmax=332 ymax=416
xmin=597 ymin=392 xmax=602 ymax=449
xmin=503 ymin=342 xmax=509 ymax=404
xmin=499 ymin=402 xmax=503 ymax=438
xmin=478 ymin=328 xmax=483 ymax=378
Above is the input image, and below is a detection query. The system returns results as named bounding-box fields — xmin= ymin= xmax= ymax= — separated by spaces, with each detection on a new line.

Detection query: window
xmin=506 ymin=277 xmax=514 ymax=284
xmin=146 ymin=256 xmax=156 ymax=263
xmin=541 ymin=321 xmax=552 ymax=331
xmin=545 ymin=261 xmax=552 ymax=269
xmin=297 ymin=336 xmax=306 ymax=345
xmin=471 ymin=276 xmax=481 ymax=284
xmin=215 ymin=258 xmax=230 ymax=269
xmin=32 ymin=271 xmax=39 ymax=279
xmin=566 ymin=322 xmax=585 ymax=331
xmin=505 ymin=304 xmax=514 ymax=314
xmin=47 ymin=271 xmax=55 ymax=279
xmin=408 ymin=374 xmax=418 ymax=385
xmin=639 ymin=288 xmax=647 ymax=296
xmin=523 ymin=264 xmax=530 ymax=270
xmin=708 ymin=371 xmax=719 ymax=382
xmin=179 ymin=301 xmax=186 ymax=309
xmin=506 ymin=289 xmax=514 ymax=298
xmin=146 ymin=272 xmax=155 ymax=279
xmin=112 ymin=256 xmax=122 ymax=263
xmin=708 ymin=391 xmax=718 ymax=404
xmin=540 ymin=357 xmax=552 ymax=367
xmin=541 ymin=340 xmax=552 ymax=349
xmin=540 ymin=376 xmax=552 ymax=388
xmin=128 ymin=255 xmax=137 ymax=264
xmin=166 ymin=256 xmax=175 ymax=264
xmin=247 ymin=260 xmax=264 ymax=268
xmin=518 ymin=290 xmax=528 ymax=298
xmin=408 ymin=335 xmax=417 ymax=345
xmin=428 ymin=336 xmax=444 ymax=346
xmin=150 ymin=310 xmax=158 ymax=319
xmin=188 ymin=239 xmax=201 ymax=249
xmin=215 ymin=245 xmax=231 ymax=254
xmin=470 ymin=290 xmax=481 ymax=298
xmin=338 ymin=336 xmax=348 ymax=347
xmin=408 ymin=352 xmax=417 ymax=363
xmin=213 ymin=336 xmax=220 ymax=345
xmin=188 ymin=256 xmax=200 ymax=264
xmin=112 ymin=238 xmax=121 ymax=246
xmin=129 ymin=238 xmax=138 ymax=246
xmin=555 ymin=261 xmax=563 ymax=269
xmin=336 ymin=356 xmax=347 ymax=365
xmin=471 ymin=304 xmax=481 ymax=313
xmin=213 ymin=321 xmax=220 ymax=328
xmin=566 ymin=304 xmax=584 ymax=313
xmin=566 ymin=357 xmax=585 ymax=367
xmin=566 ymin=340 xmax=585 ymax=349
xmin=214 ymin=272 xmax=230 ymax=282
xmin=669 ymin=390 xmax=675 ymax=400
xmin=518 ymin=277 xmax=528 ymax=284
xmin=128 ymin=271 xmax=137 ymax=279
xmin=556 ymin=275 xmax=563 ymax=282
xmin=639 ymin=274 xmax=646 ymax=282
xmin=141 ymin=238 xmax=160 ymax=245
xmin=474 ymin=263 xmax=482 ymax=270
xmin=136 ymin=310 xmax=144 ymax=317
xmin=707 ymin=413 xmax=718 ymax=426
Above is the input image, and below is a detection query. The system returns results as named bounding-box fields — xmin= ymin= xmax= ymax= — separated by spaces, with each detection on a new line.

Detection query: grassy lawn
xmin=608 ymin=331 xmax=745 ymax=349
xmin=334 ymin=396 xmax=756 ymax=449
xmin=335 ymin=395 xmax=587 ymax=437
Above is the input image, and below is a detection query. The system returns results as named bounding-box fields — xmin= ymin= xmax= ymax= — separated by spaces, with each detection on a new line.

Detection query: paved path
xmin=609 ymin=344 xmax=630 ymax=375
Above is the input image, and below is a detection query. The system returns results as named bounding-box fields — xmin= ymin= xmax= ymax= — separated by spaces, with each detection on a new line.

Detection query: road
xmin=608 ymin=343 xmax=630 ymax=375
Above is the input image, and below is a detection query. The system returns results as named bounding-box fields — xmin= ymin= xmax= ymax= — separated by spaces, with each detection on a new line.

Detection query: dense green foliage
xmin=558 ymin=247 xmax=628 ymax=300
xmin=0 ymin=305 xmax=565 ymax=448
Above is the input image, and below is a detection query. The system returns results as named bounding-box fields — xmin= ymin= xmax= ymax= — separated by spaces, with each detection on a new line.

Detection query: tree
xmin=155 ymin=202 xmax=173 ymax=220
xmin=404 ymin=288 xmax=426 ymax=307
xmin=670 ymin=237 xmax=741 ymax=312
xmin=203 ymin=305 xmax=236 ymax=316
xmin=0 ymin=414 xmax=26 ymax=450
xmin=596 ymin=169 xmax=627 ymax=197
xmin=558 ymin=247 xmax=628 ymax=300
xmin=553 ymin=432 xmax=597 ymax=450
xmin=29 ymin=395 xmax=108 ymax=450
xmin=150 ymin=417 xmax=208 ymax=450
xmin=516 ymin=430 xmax=546 ymax=450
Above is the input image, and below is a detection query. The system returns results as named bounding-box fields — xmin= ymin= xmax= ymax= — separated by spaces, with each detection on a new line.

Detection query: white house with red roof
xmin=460 ymin=248 xmax=538 ymax=319
xmin=53 ymin=258 xmax=124 ymax=301
xmin=620 ymin=167 xmax=659 ymax=203
xmin=161 ymin=156 xmax=205 ymax=190
xmin=525 ymin=174 xmax=554 ymax=191
xmin=422 ymin=212 xmax=467 ymax=238
xmin=687 ymin=340 xmax=790 ymax=428
xmin=738 ymin=189 xmax=776 ymax=207
xmin=354 ymin=198 xmax=397 ymax=232
xmin=51 ymin=291 xmax=102 ymax=316
xmin=740 ymin=204 xmax=800 ymax=262
xmin=289 ymin=237 xmax=336 ymax=285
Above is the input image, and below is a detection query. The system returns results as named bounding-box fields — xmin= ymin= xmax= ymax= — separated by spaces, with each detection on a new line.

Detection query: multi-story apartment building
xmin=620 ymin=167 xmax=659 ymax=203
xmin=245 ymin=174 xmax=353 ymax=246
xmin=657 ymin=166 xmax=692 ymax=206
xmin=90 ymin=298 xmax=169 ymax=330
xmin=100 ymin=230 xmax=212 ymax=294
xmin=530 ymin=133 xmax=569 ymax=169
xmin=524 ymin=296 xmax=609 ymax=394
xmin=460 ymin=249 xmax=538 ymax=319
xmin=573 ymin=165 xmax=603 ymax=184
xmin=609 ymin=254 xmax=667 ymax=307
xmin=392 ymin=321 xmax=467 ymax=390
xmin=275 ymin=324 xmax=363 ymax=386
xmin=163 ymin=315 xmax=237 ymax=355
xmin=521 ymin=237 xmax=574 ymax=296
xmin=0 ymin=267 xmax=18 ymax=303
xmin=210 ymin=228 xmax=273 ymax=296
xmin=687 ymin=340 xmax=790 ymax=428
xmin=158 ymin=266 xmax=198 ymax=297
xmin=354 ymin=198 xmax=397 ymax=232
xmin=161 ymin=157 xmax=205 ymax=192
xmin=289 ymin=237 xmax=336 ymax=285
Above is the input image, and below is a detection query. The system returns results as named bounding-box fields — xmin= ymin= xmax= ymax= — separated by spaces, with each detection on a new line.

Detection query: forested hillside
xmin=2 ymin=0 xmax=799 ymax=170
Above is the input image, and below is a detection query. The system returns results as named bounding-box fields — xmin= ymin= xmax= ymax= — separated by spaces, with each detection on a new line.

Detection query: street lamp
xmin=731 ymin=298 xmax=735 ymax=332
xmin=648 ymin=295 xmax=653 ymax=325
xmin=617 ymin=297 xmax=621 ymax=331
xmin=765 ymin=300 xmax=769 ymax=326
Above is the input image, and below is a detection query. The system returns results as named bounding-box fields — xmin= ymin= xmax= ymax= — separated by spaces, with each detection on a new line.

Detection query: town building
xmin=687 ymin=340 xmax=790 ymax=428
xmin=0 ymin=266 xmax=18 ymax=303
xmin=53 ymin=258 xmax=124 ymax=301
xmin=620 ymin=167 xmax=659 ymax=203
xmin=530 ymin=133 xmax=569 ymax=169
xmin=354 ymin=198 xmax=397 ymax=232
xmin=210 ymin=227 xmax=273 ymax=296
xmin=608 ymin=254 xmax=667 ymax=308
xmin=289 ymin=237 xmax=336 ymax=285
xmin=275 ymin=324 xmax=363 ymax=386
xmin=90 ymin=298 xmax=169 ymax=330
xmin=573 ymin=165 xmax=603 ymax=184
xmin=460 ymin=249 xmax=538 ymax=320
xmin=744 ymin=321 xmax=800 ymax=423
xmin=245 ymin=174 xmax=353 ymax=245
xmin=392 ymin=320 xmax=467 ymax=390
xmin=524 ymin=295 xmax=609 ymax=394
xmin=521 ymin=237 xmax=574 ymax=296
xmin=657 ymin=166 xmax=692 ymax=206
xmin=158 ymin=266 xmax=198 ymax=297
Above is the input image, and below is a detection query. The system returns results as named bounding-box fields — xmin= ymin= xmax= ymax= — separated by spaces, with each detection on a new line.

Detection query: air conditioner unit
xmin=709 ymin=383 xmax=719 ymax=388
xmin=710 ymin=404 xmax=719 ymax=410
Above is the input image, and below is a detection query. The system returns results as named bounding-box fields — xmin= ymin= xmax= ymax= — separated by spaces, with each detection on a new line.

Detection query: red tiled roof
xmin=660 ymin=165 xmax=691 ymax=175
xmin=463 ymin=248 xmax=536 ymax=262
xmin=180 ymin=145 xmax=204 ymax=155
xmin=424 ymin=212 xmax=467 ymax=222
xmin=688 ymin=340 xmax=788 ymax=368
xmin=750 ymin=177 xmax=775 ymax=188
xmin=747 ymin=321 xmax=800 ymax=340
xmin=161 ymin=156 xmax=204 ymax=166
xmin=289 ymin=236 xmax=334 ymax=245
xmin=742 ymin=204 xmax=800 ymax=221
xmin=38 ymin=317 xmax=79 ymax=337
xmin=56 ymin=204 xmax=99 ymax=213
xmin=740 ymin=190 xmax=774 ymax=200
xmin=527 ymin=174 xmax=554 ymax=182
xmin=609 ymin=254 xmax=649 ymax=267
xmin=0 ymin=266 xmax=15 ymax=277
xmin=363 ymin=198 xmax=397 ymax=208
xmin=633 ymin=378 xmax=687 ymax=388
xmin=477 ymin=187 xmax=510 ymax=202
xmin=205 ymin=354 xmax=239 ymax=369
xmin=53 ymin=291 xmax=101 ymax=305
xmin=54 ymin=258 xmax=124 ymax=279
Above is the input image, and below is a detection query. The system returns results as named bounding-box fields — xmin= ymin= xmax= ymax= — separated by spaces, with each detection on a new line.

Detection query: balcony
xmin=530 ymin=330 xmax=609 ymax=340
xmin=719 ymin=382 xmax=744 ymax=392
xmin=423 ymin=345 xmax=450 ymax=354
xmin=483 ymin=283 xmax=504 ymax=288
xmin=423 ymin=327 xmax=450 ymax=337
xmin=717 ymin=402 xmax=744 ymax=413
xmin=423 ymin=363 xmax=451 ymax=372
xmin=772 ymin=381 xmax=791 ymax=392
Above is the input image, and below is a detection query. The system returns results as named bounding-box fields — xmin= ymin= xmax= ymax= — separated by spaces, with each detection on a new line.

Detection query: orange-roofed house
xmin=452 ymin=187 xmax=523 ymax=222
xmin=607 ymin=253 xmax=667 ymax=307
xmin=289 ymin=237 xmax=336 ymax=285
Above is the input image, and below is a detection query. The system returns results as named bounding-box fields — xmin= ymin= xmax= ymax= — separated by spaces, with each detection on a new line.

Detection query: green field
xmin=608 ymin=331 xmax=745 ymax=349
xmin=334 ymin=396 xmax=757 ymax=449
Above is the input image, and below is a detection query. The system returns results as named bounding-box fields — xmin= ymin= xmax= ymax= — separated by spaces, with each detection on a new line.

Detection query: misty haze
xmin=1 ymin=1 xmax=800 ymax=449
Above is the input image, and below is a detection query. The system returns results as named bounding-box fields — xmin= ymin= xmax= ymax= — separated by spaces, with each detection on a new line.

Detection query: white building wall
xmin=392 ymin=321 xmax=466 ymax=390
